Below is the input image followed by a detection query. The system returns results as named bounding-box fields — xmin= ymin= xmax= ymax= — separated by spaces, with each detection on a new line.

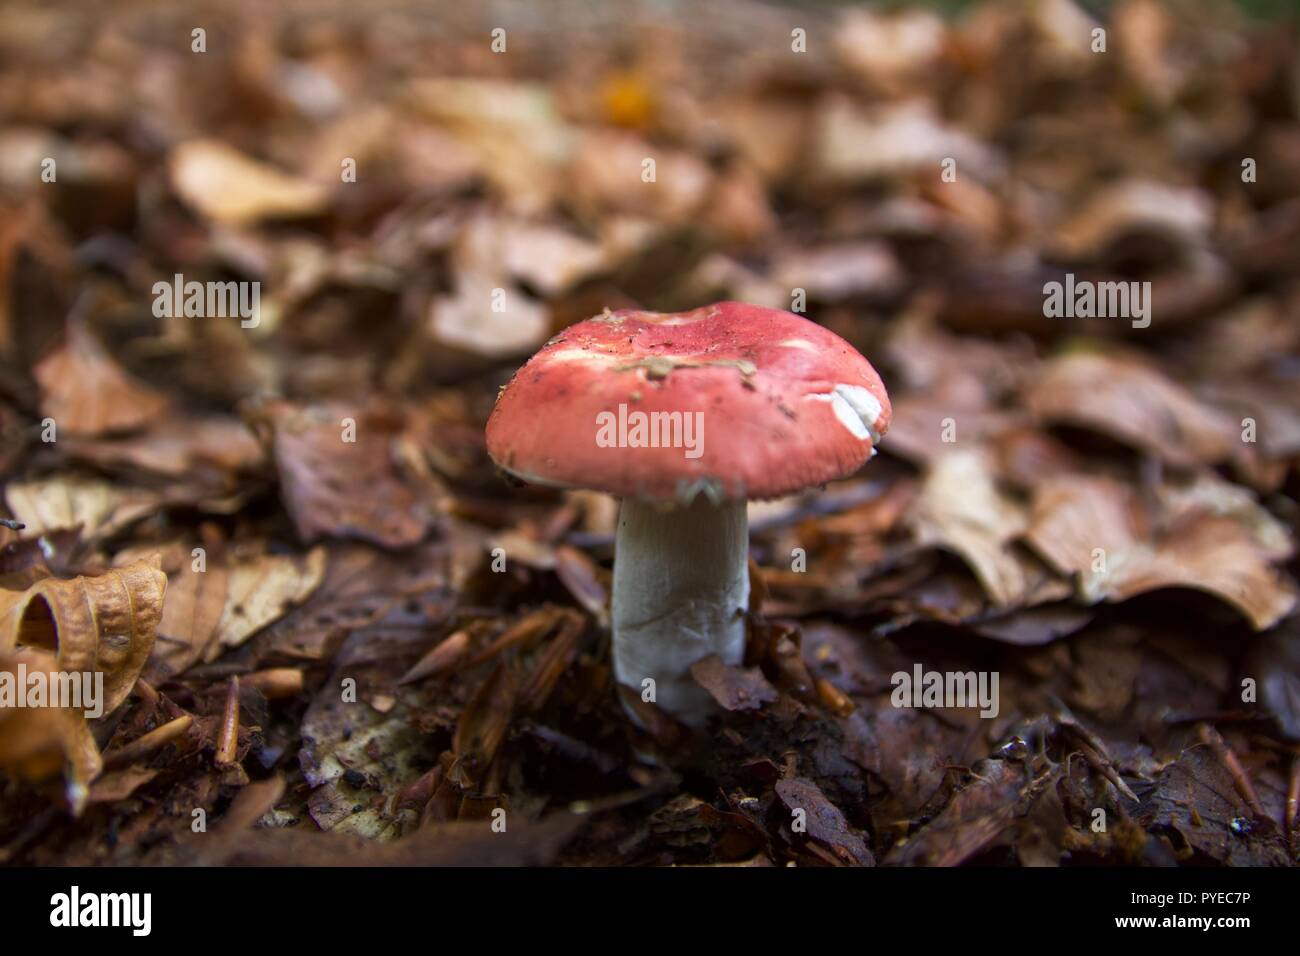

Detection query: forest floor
xmin=1 ymin=0 xmax=1298 ymax=866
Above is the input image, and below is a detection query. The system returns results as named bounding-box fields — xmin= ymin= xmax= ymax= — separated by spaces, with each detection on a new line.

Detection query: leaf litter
xmin=0 ymin=0 xmax=1298 ymax=868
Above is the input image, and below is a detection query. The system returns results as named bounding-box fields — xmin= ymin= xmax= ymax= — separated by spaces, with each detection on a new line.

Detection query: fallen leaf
xmin=34 ymin=322 xmax=167 ymax=437
xmin=4 ymin=476 xmax=161 ymax=541
xmin=213 ymin=545 xmax=327 ymax=653
xmin=0 ymin=647 xmax=103 ymax=805
xmin=258 ymin=400 xmax=436 ymax=548
xmin=690 ymin=655 xmax=779 ymax=712
xmin=0 ymin=557 xmax=165 ymax=714
xmin=774 ymin=777 xmax=873 ymax=865
xmin=910 ymin=448 xmax=1031 ymax=607
xmin=170 ymin=139 xmax=330 ymax=226
xmin=1025 ymin=352 xmax=1239 ymax=467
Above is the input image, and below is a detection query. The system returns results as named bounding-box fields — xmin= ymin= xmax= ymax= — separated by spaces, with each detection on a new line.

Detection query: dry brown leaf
xmin=0 ymin=559 xmax=165 ymax=809
xmin=570 ymin=130 xmax=713 ymax=224
xmin=429 ymin=277 xmax=550 ymax=359
xmin=833 ymin=9 xmax=945 ymax=90
xmin=405 ymin=79 xmax=574 ymax=215
xmin=1157 ymin=472 xmax=1293 ymax=561
xmin=63 ymin=415 xmax=264 ymax=480
xmin=452 ymin=662 xmax=516 ymax=785
xmin=1025 ymin=474 xmax=1296 ymax=628
xmin=774 ymin=777 xmax=873 ymax=866
xmin=259 ymin=401 xmax=436 ymax=548
xmin=0 ymin=557 xmax=166 ymax=713
xmin=689 ymin=655 xmax=779 ymax=713
xmin=910 ymin=448 xmax=1030 ymax=607
xmin=34 ymin=322 xmax=167 ymax=437
xmin=4 ymin=476 xmax=161 ymax=541
xmin=815 ymin=97 xmax=999 ymax=184
xmin=1049 ymin=179 xmax=1212 ymax=261
xmin=0 ymin=647 xmax=102 ymax=804
xmin=1106 ymin=516 xmax=1296 ymax=631
xmin=1024 ymin=474 xmax=1143 ymax=601
xmin=146 ymin=556 xmax=231 ymax=681
xmin=770 ymin=242 xmax=903 ymax=302
xmin=212 ymin=546 xmax=327 ymax=654
xmin=170 ymin=139 xmax=330 ymax=226
xmin=427 ymin=217 xmax=555 ymax=358
xmin=492 ymin=217 xmax=608 ymax=297
xmin=1025 ymin=352 xmax=1239 ymax=467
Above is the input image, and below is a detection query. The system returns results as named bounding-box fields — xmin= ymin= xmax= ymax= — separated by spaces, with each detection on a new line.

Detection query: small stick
xmin=102 ymin=715 xmax=193 ymax=770
xmin=214 ymin=676 xmax=240 ymax=767
xmin=1197 ymin=723 xmax=1266 ymax=819
xmin=243 ymin=668 xmax=303 ymax=699
xmin=134 ymin=678 xmax=160 ymax=708
xmin=1070 ymin=736 xmax=1137 ymax=801
xmin=0 ymin=518 xmax=24 ymax=531
xmin=465 ymin=607 xmax=558 ymax=668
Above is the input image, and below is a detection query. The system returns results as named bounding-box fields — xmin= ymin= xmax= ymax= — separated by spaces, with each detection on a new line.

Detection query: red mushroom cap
xmin=485 ymin=301 xmax=891 ymax=502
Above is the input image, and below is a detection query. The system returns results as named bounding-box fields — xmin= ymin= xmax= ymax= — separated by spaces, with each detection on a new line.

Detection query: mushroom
xmin=485 ymin=301 xmax=891 ymax=726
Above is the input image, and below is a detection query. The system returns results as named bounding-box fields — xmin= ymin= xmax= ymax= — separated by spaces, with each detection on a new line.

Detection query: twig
xmin=102 ymin=714 xmax=193 ymax=771
xmin=1197 ymin=723 xmax=1266 ymax=819
xmin=214 ymin=676 xmax=240 ymax=767
xmin=243 ymin=668 xmax=304 ymax=699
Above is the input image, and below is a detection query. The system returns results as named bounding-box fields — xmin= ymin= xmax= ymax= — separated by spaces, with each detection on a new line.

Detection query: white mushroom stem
xmin=612 ymin=495 xmax=749 ymax=727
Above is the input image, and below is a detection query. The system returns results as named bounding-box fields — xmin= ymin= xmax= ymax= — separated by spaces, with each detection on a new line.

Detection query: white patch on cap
xmin=547 ymin=348 xmax=618 ymax=365
xmin=806 ymin=384 xmax=883 ymax=444
xmin=640 ymin=307 xmax=715 ymax=326
xmin=779 ymin=338 xmax=818 ymax=352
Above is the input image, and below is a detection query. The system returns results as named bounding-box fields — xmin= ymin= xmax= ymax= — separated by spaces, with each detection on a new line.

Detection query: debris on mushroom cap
xmin=485 ymin=301 xmax=892 ymax=503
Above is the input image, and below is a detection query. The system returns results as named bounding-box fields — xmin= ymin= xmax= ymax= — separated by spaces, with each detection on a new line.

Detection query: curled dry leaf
xmin=1049 ymin=179 xmax=1213 ymax=261
xmin=1025 ymin=474 xmax=1143 ymax=602
xmin=1025 ymin=474 xmax=1296 ymax=629
xmin=910 ymin=448 xmax=1031 ymax=608
xmin=1025 ymin=352 xmax=1239 ymax=467
xmin=34 ymin=322 xmax=167 ymax=437
xmin=1105 ymin=517 xmax=1296 ymax=631
xmin=0 ymin=558 xmax=165 ymax=809
xmin=0 ymin=557 xmax=165 ymax=713
xmin=170 ymin=139 xmax=330 ymax=226
xmin=0 ymin=648 xmax=103 ymax=806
